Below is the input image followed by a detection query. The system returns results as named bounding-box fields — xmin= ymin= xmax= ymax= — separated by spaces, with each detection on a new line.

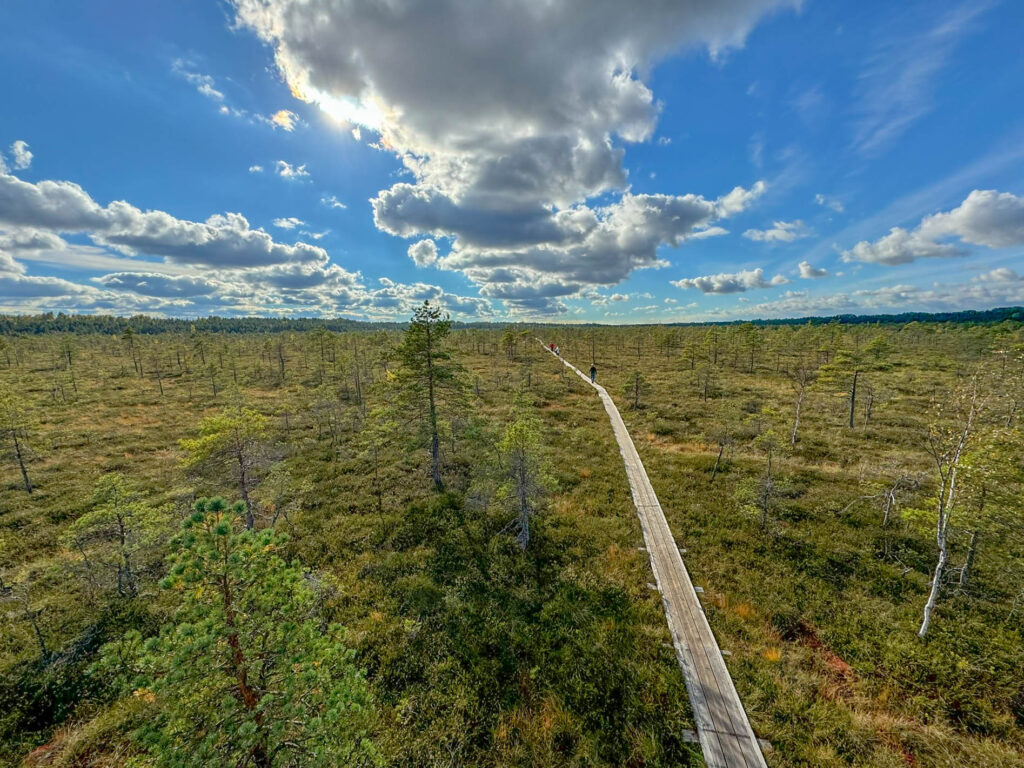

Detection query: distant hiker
xmin=549 ymin=342 xmax=555 ymax=351
xmin=555 ymin=346 xmax=560 ymax=356
xmin=589 ymin=364 xmax=597 ymax=383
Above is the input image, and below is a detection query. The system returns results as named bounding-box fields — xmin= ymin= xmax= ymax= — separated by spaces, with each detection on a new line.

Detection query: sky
xmin=1 ymin=0 xmax=1024 ymax=323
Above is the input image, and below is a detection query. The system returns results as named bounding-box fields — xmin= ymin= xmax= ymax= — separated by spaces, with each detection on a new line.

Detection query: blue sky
xmin=1 ymin=0 xmax=1023 ymax=322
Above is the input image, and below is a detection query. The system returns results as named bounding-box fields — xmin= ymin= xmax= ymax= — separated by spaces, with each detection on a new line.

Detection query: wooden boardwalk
xmin=542 ymin=342 xmax=768 ymax=768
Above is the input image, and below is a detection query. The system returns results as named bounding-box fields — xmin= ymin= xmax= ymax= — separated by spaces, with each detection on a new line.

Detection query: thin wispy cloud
xmin=852 ymin=2 xmax=992 ymax=155
xmin=321 ymin=195 xmax=347 ymax=210
xmin=172 ymin=58 xmax=224 ymax=101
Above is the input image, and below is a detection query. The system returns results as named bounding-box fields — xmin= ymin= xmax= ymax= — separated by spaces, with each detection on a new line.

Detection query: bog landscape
xmin=1 ymin=311 xmax=1023 ymax=767
xmin=2 ymin=1 xmax=1024 ymax=766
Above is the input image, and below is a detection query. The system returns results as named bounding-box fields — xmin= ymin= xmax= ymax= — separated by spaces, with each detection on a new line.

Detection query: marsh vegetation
xmin=1 ymin=312 xmax=1022 ymax=767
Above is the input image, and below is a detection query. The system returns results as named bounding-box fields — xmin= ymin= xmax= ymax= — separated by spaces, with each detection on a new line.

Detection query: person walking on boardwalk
xmin=589 ymin=363 xmax=597 ymax=383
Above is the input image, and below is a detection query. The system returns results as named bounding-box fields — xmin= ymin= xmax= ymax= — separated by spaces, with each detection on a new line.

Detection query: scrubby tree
xmin=624 ymin=370 xmax=649 ymax=410
xmin=1 ymin=575 xmax=49 ymax=659
xmin=705 ymin=428 xmax=733 ymax=484
xmin=0 ymin=381 xmax=34 ymax=493
xmin=820 ymin=349 xmax=862 ymax=428
xmin=122 ymin=327 xmax=141 ymax=377
xmin=61 ymin=473 xmax=166 ymax=599
xmin=695 ymin=362 xmax=716 ymax=402
xmin=501 ymin=326 xmax=523 ymax=360
xmin=496 ymin=398 xmax=552 ymax=550
xmin=181 ymin=404 xmax=270 ymax=529
xmin=751 ymin=430 xmax=781 ymax=531
xmin=838 ymin=460 xmax=919 ymax=558
xmin=396 ymin=302 xmax=460 ymax=492
xmin=95 ymin=498 xmax=376 ymax=767
xmin=954 ymin=422 xmax=1024 ymax=592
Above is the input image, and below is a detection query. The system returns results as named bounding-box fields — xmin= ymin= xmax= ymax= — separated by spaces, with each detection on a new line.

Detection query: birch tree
xmin=787 ymin=364 xmax=816 ymax=446
xmin=918 ymin=380 xmax=982 ymax=638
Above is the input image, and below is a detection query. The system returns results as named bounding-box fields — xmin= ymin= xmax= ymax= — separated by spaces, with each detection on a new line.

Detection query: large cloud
xmin=394 ymin=183 xmax=765 ymax=310
xmin=93 ymin=272 xmax=226 ymax=298
xmin=842 ymin=189 xmax=1024 ymax=265
xmin=918 ymin=189 xmax=1024 ymax=249
xmin=0 ymin=170 xmax=327 ymax=268
xmin=232 ymin=0 xmax=789 ymax=302
xmin=841 ymin=226 xmax=965 ymax=265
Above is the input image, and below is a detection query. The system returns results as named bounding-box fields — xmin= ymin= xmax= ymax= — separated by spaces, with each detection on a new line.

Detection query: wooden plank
xmin=540 ymin=341 xmax=768 ymax=768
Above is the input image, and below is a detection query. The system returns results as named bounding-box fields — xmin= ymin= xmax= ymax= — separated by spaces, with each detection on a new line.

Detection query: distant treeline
xmin=0 ymin=305 xmax=1022 ymax=335
xmin=0 ymin=313 xmax=395 ymax=335
xmin=692 ymin=306 xmax=1024 ymax=328
xmin=465 ymin=307 xmax=1024 ymax=329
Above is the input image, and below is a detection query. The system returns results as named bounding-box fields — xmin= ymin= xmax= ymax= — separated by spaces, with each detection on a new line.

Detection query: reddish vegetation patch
xmin=802 ymin=629 xmax=854 ymax=680
xmin=644 ymin=435 xmax=708 ymax=454
xmin=879 ymin=733 xmax=917 ymax=766
xmin=24 ymin=741 xmax=56 ymax=766
xmin=796 ymin=624 xmax=916 ymax=766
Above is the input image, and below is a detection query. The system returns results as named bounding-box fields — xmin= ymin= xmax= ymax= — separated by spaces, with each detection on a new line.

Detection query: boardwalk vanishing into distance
xmin=541 ymin=341 xmax=769 ymax=768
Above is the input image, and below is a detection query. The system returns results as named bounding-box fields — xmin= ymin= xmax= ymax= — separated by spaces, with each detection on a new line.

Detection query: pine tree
xmin=623 ymin=370 xmax=649 ymax=410
xmin=61 ymin=473 xmax=167 ymax=599
xmin=180 ymin=403 xmax=269 ymax=529
xmin=396 ymin=302 xmax=460 ymax=492
xmin=95 ymin=498 xmax=376 ymax=768
xmin=496 ymin=397 xmax=552 ymax=550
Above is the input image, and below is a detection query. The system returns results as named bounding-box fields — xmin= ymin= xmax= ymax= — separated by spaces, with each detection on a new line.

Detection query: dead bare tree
xmin=787 ymin=364 xmax=817 ymax=446
xmin=919 ymin=380 xmax=982 ymax=638
xmin=708 ymin=430 xmax=733 ymax=484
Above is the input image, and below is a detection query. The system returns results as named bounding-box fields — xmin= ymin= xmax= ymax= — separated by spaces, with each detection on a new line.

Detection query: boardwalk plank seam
xmin=540 ymin=342 xmax=768 ymax=768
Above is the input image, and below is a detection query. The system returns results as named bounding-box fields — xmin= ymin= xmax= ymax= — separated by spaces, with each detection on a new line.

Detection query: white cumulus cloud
xmin=275 ymin=160 xmax=310 ymax=179
xmin=407 ymin=239 xmax=438 ymax=267
xmin=270 ymin=110 xmax=298 ymax=131
xmin=798 ymin=260 xmax=829 ymax=278
xmin=10 ymin=141 xmax=32 ymax=170
xmin=671 ymin=267 xmax=788 ymax=294
xmin=229 ymin=0 xmax=790 ymax=310
xmin=842 ymin=189 xmax=1024 ymax=265
xmin=0 ymin=168 xmax=327 ymax=268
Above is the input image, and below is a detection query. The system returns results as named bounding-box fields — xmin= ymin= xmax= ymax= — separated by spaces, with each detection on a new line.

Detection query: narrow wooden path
xmin=541 ymin=342 xmax=768 ymax=768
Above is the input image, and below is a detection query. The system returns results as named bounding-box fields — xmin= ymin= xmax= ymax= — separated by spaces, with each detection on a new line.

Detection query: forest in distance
xmin=1 ymin=306 xmax=1023 ymax=768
